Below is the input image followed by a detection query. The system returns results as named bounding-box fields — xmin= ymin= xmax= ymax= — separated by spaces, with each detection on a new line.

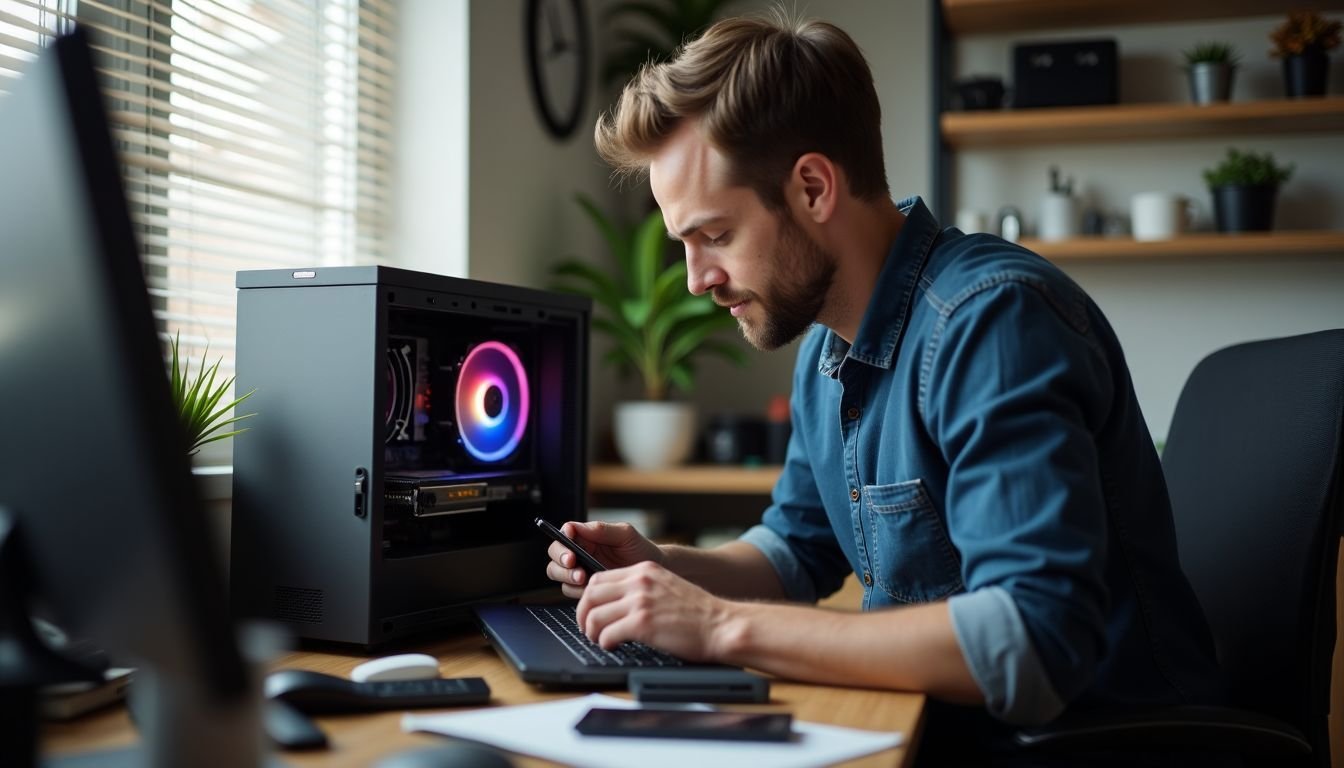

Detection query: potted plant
xmin=553 ymin=195 xmax=745 ymax=470
xmin=1270 ymin=11 xmax=1342 ymax=97
xmin=1202 ymin=148 xmax=1294 ymax=233
xmin=1183 ymin=42 xmax=1239 ymax=104
xmin=169 ymin=333 xmax=256 ymax=455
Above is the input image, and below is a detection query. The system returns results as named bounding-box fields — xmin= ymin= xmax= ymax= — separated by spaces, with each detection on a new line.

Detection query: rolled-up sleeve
xmin=923 ymin=277 xmax=1114 ymax=725
xmin=949 ymin=587 xmax=1067 ymax=724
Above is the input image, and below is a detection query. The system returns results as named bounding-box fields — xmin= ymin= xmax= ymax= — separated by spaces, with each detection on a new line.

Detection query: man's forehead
xmin=649 ymin=123 xmax=735 ymax=233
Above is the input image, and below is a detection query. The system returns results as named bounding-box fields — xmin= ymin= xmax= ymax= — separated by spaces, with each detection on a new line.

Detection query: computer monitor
xmin=0 ymin=29 xmax=257 ymax=766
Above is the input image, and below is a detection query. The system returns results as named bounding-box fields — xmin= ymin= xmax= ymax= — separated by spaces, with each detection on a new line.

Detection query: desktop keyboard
xmin=528 ymin=606 xmax=685 ymax=668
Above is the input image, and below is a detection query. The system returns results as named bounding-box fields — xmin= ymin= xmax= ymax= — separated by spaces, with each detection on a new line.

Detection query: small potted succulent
xmin=169 ymin=333 xmax=255 ymax=455
xmin=1183 ymin=42 xmax=1239 ymax=104
xmin=1202 ymin=148 xmax=1294 ymax=233
xmin=1270 ymin=11 xmax=1342 ymax=97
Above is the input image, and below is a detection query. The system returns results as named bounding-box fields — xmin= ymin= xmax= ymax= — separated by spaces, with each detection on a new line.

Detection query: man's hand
xmin=575 ymin=561 xmax=731 ymax=662
xmin=545 ymin=521 xmax=664 ymax=599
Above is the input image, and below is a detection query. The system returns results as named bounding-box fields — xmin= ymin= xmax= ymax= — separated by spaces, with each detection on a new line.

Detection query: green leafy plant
xmin=1270 ymin=11 xmax=1342 ymax=57
xmin=1183 ymin=41 xmax=1240 ymax=67
xmin=169 ymin=333 xmax=256 ymax=455
xmin=1202 ymin=148 xmax=1295 ymax=189
xmin=602 ymin=0 xmax=741 ymax=86
xmin=552 ymin=194 xmax=745 ymax=401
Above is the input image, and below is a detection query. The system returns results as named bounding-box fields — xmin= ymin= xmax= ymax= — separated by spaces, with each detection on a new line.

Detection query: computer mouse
xmin=373 ymin=742 xmax=515 ymax=768
xmin=265 ymin=669 xmax=357 ymax=711
xmin=351 ymin=652 xmax=441 ymax=682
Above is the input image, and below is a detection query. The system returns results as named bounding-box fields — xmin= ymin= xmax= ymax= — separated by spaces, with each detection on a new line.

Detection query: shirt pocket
xmin=864 ymin=479 xmax=963 ymax=604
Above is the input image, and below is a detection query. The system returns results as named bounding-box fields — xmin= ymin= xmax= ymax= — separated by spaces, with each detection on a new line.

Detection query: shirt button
xmin=863 ymin=572 xmax=872 ymax=586
xmin=847 ymin=407 xmax=860 ymax=420
xmin=850 ymin=488 xmax=860 ymax=502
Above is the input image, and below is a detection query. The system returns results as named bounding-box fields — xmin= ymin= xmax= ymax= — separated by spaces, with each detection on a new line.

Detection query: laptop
xmin=475 ymin=603 xmax=729 ymax=687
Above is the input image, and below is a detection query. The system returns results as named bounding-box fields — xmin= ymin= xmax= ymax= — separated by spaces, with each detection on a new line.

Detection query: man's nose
xmin=685 ymin=246 xmax=726 ymax=296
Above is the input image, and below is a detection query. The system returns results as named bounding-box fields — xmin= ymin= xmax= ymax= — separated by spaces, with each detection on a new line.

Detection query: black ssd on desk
xmin=1013 ymin=39 xmax=1117 ymax=108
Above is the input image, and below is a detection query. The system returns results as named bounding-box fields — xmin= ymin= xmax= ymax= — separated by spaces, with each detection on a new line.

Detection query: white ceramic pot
xmin=613 ymin=400 xmax=697 ymax=470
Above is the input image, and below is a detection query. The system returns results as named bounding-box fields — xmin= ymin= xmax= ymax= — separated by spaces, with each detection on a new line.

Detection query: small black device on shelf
xmin=1012 ymin=39 xmax=1118 ymax=109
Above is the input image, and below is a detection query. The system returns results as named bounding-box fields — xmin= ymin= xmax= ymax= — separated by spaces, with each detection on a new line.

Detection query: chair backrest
xmin=1163 ymin=330 xmax=1344 ymax=760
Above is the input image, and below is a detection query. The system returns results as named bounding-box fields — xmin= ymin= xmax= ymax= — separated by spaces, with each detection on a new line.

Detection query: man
xmin=547 ymin=12 xmax=1222 ymax=757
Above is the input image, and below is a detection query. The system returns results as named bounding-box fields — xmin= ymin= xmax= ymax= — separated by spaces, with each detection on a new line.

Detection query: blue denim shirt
xmin=741 ymin=196 xmax=1221 ymax=725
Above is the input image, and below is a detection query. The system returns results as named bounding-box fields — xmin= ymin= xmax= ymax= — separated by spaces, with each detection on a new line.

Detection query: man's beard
xmin=715 ymin=214 xmax=837 ymax=352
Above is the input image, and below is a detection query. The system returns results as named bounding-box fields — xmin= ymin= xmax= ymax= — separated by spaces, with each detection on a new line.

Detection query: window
xmin=0 ymin=0 xmax=394 ymax=464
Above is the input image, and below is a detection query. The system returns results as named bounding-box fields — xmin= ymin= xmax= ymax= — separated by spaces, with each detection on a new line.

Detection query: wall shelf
xmin=1020 ymin=231 xmax=1344 ymax=261
xmin=944 ymin=0 xmax=1344 ymax=36
xmin=588 ymin=464 xmax=781 ymax=496
xmin=942 ymin=97 xmax=1344 ymax=149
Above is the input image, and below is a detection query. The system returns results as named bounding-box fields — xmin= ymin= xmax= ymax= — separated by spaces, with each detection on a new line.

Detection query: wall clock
xmin=525 ymin=0 xmax=590 ymax=140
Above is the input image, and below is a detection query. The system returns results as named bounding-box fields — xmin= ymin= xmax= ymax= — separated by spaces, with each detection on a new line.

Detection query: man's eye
xmin=707 ymin=233 xmax=730 ymax=246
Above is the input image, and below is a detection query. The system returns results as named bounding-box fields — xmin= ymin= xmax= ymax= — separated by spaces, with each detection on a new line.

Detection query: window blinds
xmin=0 ymin=0 xmax=393 ymax=461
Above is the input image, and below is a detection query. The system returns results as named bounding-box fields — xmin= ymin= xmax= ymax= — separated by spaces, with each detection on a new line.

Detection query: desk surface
xmin=44 ymin=581 xmax=925 ymax=767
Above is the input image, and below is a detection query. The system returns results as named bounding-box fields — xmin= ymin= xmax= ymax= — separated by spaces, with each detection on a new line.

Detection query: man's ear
xmin=788 ymin=152 xmax=838 ymax=225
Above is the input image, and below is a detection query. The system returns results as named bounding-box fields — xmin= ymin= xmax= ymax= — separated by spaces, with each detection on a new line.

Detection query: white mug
xmin=1131 ymin=192 xmax=1197 ymax=241
xmin=1039 ymin=192 xmax=1080 ymax=242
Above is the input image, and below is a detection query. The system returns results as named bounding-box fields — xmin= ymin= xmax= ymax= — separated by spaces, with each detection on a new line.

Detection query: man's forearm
xmin=711 ymin=599 xmax=985 ymax=705
xmin=660 ymin=540 xmax=789 ymax=601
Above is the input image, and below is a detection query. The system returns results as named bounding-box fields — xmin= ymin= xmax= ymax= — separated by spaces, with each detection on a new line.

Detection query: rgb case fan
xmin=454 ymin=340 xmax=530 ymax=463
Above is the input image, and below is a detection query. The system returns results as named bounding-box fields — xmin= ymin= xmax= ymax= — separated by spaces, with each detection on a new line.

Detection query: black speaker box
xmin=230 ymin=266 xmax=590 ymax=647
xmin=1013 ymin=39 xmax=1118 ymax=109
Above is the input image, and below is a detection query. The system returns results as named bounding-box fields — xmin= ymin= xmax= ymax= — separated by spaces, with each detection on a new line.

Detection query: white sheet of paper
xmin=403 ymin=693 xmax=904 ymax=768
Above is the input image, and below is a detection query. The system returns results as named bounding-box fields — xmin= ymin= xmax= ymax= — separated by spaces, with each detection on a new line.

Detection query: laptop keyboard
xmin=527 ymin=606 xmax=685 ymax=668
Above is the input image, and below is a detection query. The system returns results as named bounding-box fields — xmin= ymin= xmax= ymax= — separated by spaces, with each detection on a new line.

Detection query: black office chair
xmin=1013 ymin=330 xmax=1344 ymax=766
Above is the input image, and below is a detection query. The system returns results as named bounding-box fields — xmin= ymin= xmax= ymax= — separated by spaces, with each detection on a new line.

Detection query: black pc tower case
xmin=230 ymin=266 xmax=590 ymax=647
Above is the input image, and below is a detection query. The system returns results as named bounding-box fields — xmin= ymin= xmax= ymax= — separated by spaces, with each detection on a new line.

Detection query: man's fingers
xmin=567 ymin=520 xmax=632 ymax=546
xmin=547 ymin=541 xmax=575 ymax=567
xmin=581 ymin=596 xmax=631 ymax=644
xmin=546 ymin=561 xmax=587 ymax=585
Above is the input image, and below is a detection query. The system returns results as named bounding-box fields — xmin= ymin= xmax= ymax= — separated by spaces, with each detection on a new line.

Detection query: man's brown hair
xmin=594 ymin=12 xmax=889 ymax=211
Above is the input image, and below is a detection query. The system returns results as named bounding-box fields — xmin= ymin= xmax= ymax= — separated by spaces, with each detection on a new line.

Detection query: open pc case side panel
xmin=231 ymin=267 xmax=589 ymax=647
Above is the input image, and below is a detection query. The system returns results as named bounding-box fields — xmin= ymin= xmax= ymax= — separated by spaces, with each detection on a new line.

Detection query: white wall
xmin=466 ymin=2 xmax=619 ymax=288
xmin=952 ymin=13 xmax=1344 ymax=439
xmin=393 ymin=0 xmax=470 ymax=276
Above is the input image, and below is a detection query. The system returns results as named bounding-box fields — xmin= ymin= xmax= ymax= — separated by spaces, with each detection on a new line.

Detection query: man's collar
xmin=817 ymin=196 xmax=940 ymax=378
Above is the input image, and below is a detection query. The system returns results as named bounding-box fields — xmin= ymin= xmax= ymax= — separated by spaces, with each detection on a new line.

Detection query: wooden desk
xmin=44 ymin=583 xmax=924 ymax=766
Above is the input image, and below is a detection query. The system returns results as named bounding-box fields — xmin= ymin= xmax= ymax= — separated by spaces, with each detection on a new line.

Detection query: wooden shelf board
xmin=589 ymin=463 xmax=781 ymax=495
xmin=1020 ymin=231 xmax=1344 ymax=261
xmin=942 ymin=97 xmax=1344 ymax=148
xmin=944 ymin=0 xmax=1344 ymax=36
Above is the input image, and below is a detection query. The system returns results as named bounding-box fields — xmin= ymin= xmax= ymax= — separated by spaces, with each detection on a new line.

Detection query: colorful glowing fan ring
xmin=455 ymin=341 xmax=529 ymax=462
xmin=472 ymin=376 xmax=508 ymax=428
